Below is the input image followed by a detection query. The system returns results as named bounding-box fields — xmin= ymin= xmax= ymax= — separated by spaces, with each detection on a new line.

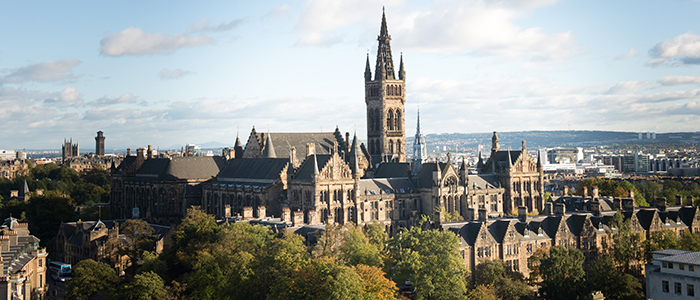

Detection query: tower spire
xmin=364 ymin=53 xmax=372 ymax=81
xmin=375 ymin=8 xmax=395 ymax=80
xmin=399 ymin=52 xmax=405 ymax=80
xmin=263 ymin=131 xmax=276 ymax=158
xmin=412 ymin=109 xmax=427 ymax=175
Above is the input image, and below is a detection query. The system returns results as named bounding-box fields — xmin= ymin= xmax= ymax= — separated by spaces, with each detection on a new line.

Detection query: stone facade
xmin=478 ymin=132 xmax=545 ymax=214
xmin=0 ymin=217 xmax=47 ymax=300
xmin=53 ymin=219 xmax=169 ymax=275
xmin=365 ymin=9 xmax=406 ymax=163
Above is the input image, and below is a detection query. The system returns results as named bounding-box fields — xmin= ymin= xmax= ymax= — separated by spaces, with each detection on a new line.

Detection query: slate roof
xmin=115 ymin=156 xmax=137 ymax=174
xmin=258 ymin=132 xmax=345 ymax=158
xmin=294 ymin=154 xmax=332 ymax=181
xmin=374 ymin=163 xmax=410 ymax=178
xmin=358 ymin=178 xmax=415 ymax=195
xmin=468 ymin=174 xmax=500 ymax=189
xmin=217 ymin=158 xmax=288 ymax=181
xmin=415 ymin=162 xmax=447 ymax=188
xmin=655 ymin=250 xmax=700 ymax=266
xmin=161 ymin=156 xmax=226 ymax=180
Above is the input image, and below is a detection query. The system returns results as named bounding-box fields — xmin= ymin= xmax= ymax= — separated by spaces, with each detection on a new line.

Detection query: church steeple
xmin=412 ymin=109 xmax=426 ymax=175
xmin=365 ymin=53 xmax=372 ymax=81
xmin=375 ymin=7 xmax=396 ymax=81
xmin=399 ymin=52 xmax=405 ymax=80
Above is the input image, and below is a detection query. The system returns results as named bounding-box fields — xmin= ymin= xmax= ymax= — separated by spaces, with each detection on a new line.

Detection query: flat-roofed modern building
xmin=646 ymin=249 xmax=700 ymax=299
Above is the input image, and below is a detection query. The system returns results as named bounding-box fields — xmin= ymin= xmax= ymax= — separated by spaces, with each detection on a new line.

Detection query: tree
xmin=120 ymin=219 xmax=157 ymax=272
xmin=643 ymin=230 xmax=680 ymax=263
xmin=353 ymin=264 xmax=398 ymax=300
xmin=340 ymin=225 xmax=383 ymax=267
xmin=268 ymin=257 xmax=367 ymax=300
xmin=365 ymin=221 xmax=388 ymax=253
xmin=471 ymin=260 xmax=532 ymax=300
xmin=588 ymin=255 xmax=642 ymax=300
xmin=466 ymin=285 xmax=498 ymax=300
xmin=536 ymin=246 xmax=588 ymax=300
xmin=680 ymin=233 xmax=700 ymax=251
xmin=25 ymin=191 xmax=76 ymax=249
xmin=66 ymin=259 xmax=119 ymax=300
xmin=604 ymin=211 xmax=644 ymax=274
xmin=117 ymin=271 xmax=169 ymax=300
xmin=387 ymin=224 xmax=467 ymax=300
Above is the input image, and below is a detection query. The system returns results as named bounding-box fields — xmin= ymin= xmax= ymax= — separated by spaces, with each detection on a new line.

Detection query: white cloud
xmin=648 ymin=32 xmax=700 ymax=66
xmin=295 ymin=0 xmax=578 ymax=61
xmin=99 ymin=27 xmax=214 ymax=56
xmin=658 ymin=75 xmax=700 ymax=86
xmin=188 ymin=18 xmax=242 ymax=33
xmin=58 ymin=86 xmax=81 ymax=103
xmin=605 ymin=81 xmax=650 ymax=95
xmin=83 ymin=107 xmax=160 ymax=120
xmin=266 ymin=5 xmax=292 ymax=18
xmin=614 ymin=48 xmax=638 ymax=60
xmin=159 ymin=68 xmax=193 ymax=80
xmin=4 ymin=59 xmax=81 ymax=83
xmin=92 ymin=93 xmax=139 ymax=106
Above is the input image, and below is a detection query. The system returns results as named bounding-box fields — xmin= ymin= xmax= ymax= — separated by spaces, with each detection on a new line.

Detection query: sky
xmin=2 ymin=0 xmax=700 ymax=151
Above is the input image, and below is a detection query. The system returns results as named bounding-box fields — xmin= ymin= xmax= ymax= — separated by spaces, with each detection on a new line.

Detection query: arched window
xmin=397 ymin=140 xmax=401 ymax=154
xmin=395 ymin=110 xmax=401 ymax=131
xmin=389 ymin=140 xmax=394 ymax=154
xmin=399 ymin=86 xmax=402 ymax=96
xmin=387 ymin=109 xmax=394 ymax=131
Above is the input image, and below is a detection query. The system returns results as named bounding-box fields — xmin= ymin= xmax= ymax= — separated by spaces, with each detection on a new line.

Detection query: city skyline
xmin=2 ymin=0 xmax=700 ymax=150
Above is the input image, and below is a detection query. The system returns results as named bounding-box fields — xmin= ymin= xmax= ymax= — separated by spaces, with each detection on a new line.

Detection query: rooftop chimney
xmin=592 ymin=186 xmax=599 ymax=199
xmin=518 ymin=206 xmax=528 ymax=223
xmin=656 ymin=197 xmax=667 ymax=212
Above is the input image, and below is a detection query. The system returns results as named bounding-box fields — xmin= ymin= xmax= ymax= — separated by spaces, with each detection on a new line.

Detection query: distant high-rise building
xmin=95 ymin=131 xmax=105 ymax=156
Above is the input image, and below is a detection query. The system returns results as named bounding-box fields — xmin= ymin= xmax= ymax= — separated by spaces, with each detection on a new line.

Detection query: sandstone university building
xmin=115 ymin=10 xmax=700 ymax=278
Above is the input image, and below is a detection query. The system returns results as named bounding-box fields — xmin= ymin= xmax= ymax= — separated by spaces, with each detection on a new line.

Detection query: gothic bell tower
xmin=365 ymin=8 xmax=406 ymax=163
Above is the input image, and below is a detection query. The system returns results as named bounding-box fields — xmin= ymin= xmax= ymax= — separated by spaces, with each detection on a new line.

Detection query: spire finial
xmin=313 ymin=152 xmax=319 ymax=175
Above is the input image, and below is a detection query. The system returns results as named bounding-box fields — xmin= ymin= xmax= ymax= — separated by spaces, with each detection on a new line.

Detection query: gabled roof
xmin=358 ymin=178 xmax=414 ymax=195
xmin=217 ymin=158 xmax=288 ymax=181
xmin=415 ymin=162 xmax=447 ymax=188
xmin=467 ymin=174 xmax=500 ymax=190
xmin=159 ymin=156 xmax=226 ymax=180
xmin=294 ymin=154 xmax=332 ymax=181
xmin=257 ymin=132 xmax=344 ymax=158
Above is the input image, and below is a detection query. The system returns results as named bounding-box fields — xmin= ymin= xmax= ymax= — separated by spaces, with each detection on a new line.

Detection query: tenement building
xmin=0 ymin=217 xmax=47 ymax=300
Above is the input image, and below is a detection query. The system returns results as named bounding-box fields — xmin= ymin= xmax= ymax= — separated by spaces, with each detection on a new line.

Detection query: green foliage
xmin=536 ymin=246 xmax=588 ymax=300
xmin=66 ymin=259 xmax=119 ymax=300
xmin=340 ymin=225 xmax=383 ymax=267
xmin=116 ymin=271 xmax=169 ymax=300
xmin=387 ymin=223 xmax=467 ymax=300
xmin=471 ymin=260 xmax=533 ymax=300
xmin=577 ymin=179 xmax=648 ymax=206
xmin=588 ymin=255 xmax=643 ymax=300
xmin=604 ymin=211 xmax=644 ymax=274
xmin=25 ymin=191 xmax=76 ymax=249
xmin=120 ymin=219 xmax=157 ymax=273
xmin=466 ymin=284 xmax=498 ymax=300
xmin=365 ymin=221 xmax=388 ymax=253
xmin=643 ymin=230 xmax=680 ymax=263
xmin=680 ymin=233 xmax=700 ymax=251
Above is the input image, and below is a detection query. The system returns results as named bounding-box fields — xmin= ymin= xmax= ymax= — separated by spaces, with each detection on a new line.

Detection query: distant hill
xmin=407 ymin=130 xmax=700 ymax=151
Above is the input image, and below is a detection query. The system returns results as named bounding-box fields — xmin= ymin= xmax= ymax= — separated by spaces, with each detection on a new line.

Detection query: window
xmin=663 ymin=281 xmax=669 ymax=293
xmin=690 ymin=265 xmax=695 ymax=271
xmin=38 ymin=259 xmax=42 ymax=267
xmin=675 ymin=282 xmax=682 ymax=295
xmin=527 ymin=244 xmax=533 ymax=253
xmin=662 ymin=262 xmax=668 ymax=268
xmin=39 ymin=274 xmax=43 ymax=288
xmin=689 ymin=284 xmax=695 ymax=297
xmin=680 ymin=264 xmax=685 ymax=270
xmin=669 ymin=263 xmax=674 ymax=269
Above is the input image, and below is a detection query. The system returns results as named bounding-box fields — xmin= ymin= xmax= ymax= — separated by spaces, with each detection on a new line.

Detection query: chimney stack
xmin=583 ymin=186 xmax=588 ymax=198
xmin=656 ymin=197 xmax=667 ymax=212
xmin=478 ymin=208 xmax=487 ymax=221
xmin=688 ymin=195 xmax=695 ymax=207
xmin=590 ymin=200 xmax=601 ymax=217
xmin=518 ymin=206 xmax=528 ymax=223
xmin=592 ymin=186 xmax=599 ymax=199
xmin=554 ymin=203 xmax=565 ymax=216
